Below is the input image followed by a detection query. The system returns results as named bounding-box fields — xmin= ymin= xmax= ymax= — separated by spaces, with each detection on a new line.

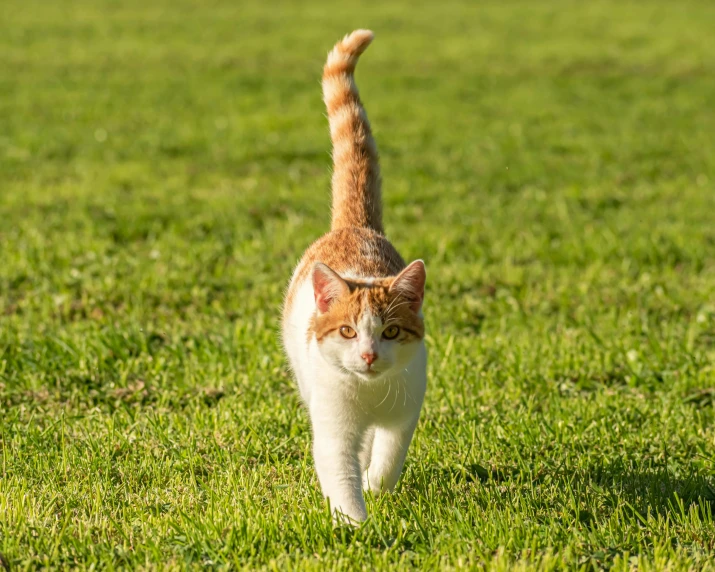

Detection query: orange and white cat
xmin=282 ymin=30 xmax=427 ymax=523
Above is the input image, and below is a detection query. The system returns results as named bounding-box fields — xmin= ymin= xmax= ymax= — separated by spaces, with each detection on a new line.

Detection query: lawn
xmin=1 ymin=0 xmax=715 ymax=569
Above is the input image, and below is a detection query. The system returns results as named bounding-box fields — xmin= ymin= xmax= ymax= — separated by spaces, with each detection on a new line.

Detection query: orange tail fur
xmin=322 ymin=30 xmax=383 ymax=234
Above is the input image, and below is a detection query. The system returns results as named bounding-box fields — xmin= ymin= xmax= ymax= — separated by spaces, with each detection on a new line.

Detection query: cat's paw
xmin=332 ymin=506 xmax=367 ymax=527
xmin=333 ymin=512 xmax=365 ymax=528
xmin=362 ymin=470 xmax=389 ymax=495
xmin=326 ymin=495 xmax=367 ymax=525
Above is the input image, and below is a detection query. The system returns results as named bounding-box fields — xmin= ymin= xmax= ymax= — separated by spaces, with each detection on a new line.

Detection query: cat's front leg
xmin=362 ymin=418 xmax=419 ymax=495
xmin=311 ymin=411 xmax=367 ymax=524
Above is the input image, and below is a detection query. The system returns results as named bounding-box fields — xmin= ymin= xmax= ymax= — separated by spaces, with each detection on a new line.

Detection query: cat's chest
xmin=354 ymin=372 xmax=425 ymax=424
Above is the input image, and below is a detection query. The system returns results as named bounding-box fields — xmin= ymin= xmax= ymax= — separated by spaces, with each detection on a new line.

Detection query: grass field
xmin=2 ymin=0 xmax=715 ymax=569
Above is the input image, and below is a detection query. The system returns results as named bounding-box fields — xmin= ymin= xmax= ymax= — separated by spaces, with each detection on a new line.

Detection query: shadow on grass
xmin=589 ymin=460 xmax=715 ymax=522
xmin=424 ymin=458 xmax=715 ymax=524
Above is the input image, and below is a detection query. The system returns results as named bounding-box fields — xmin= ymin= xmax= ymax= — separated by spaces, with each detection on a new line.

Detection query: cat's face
xmin=311 ymin=261 xmax=425 ymax=381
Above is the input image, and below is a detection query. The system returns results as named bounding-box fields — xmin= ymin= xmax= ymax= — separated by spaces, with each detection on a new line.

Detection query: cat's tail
xmin=323 ymin=29 xmax=383 ymax=234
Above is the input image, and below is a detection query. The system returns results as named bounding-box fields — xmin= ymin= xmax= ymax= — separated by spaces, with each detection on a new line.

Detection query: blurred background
xmin=2 ymin=0 xmax=714 ymax=327
xmin=2 ymin=1 xmax=713 ymax=329
xmin=1 ymin=0 xmax=714 ymax=568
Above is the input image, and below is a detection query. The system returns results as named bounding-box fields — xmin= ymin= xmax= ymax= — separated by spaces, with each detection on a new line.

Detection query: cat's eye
xmin=340 ymin=326 xmax=357 ymax=339
xmin=382 ymin=326 xmax=400 ymax=340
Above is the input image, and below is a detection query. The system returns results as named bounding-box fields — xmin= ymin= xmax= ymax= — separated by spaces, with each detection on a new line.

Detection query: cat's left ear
xmin=312 ymin=262 xmax=349 ymax=313
xmin=389 ymin=260 xmax=426 ymax=312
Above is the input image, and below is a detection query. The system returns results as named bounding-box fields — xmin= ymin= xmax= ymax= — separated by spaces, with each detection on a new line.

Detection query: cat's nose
xmin=361 ymin=352 xmax=378 ymax=365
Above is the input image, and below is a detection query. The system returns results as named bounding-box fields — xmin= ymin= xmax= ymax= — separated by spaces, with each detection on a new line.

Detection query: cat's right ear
xmin=312 ymin=263 xmax=349 ymax=313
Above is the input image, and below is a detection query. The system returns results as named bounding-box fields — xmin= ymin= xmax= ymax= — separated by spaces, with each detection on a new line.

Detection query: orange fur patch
xmin=310 ymin=279 xmax=424 ymax=344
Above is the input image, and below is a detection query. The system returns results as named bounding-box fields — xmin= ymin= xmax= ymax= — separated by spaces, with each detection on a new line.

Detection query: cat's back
xmin=283 ymin=227 xmax=405 ymax=319
xmin=292 ymin=227 xmax=404 ymax=287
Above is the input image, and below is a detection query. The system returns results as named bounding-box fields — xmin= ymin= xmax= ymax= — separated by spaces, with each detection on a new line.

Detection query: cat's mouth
xmin=339 ymin=363 xmax=389 ymax=380
xmin=356 ymin=365 xmax=388 ymax=380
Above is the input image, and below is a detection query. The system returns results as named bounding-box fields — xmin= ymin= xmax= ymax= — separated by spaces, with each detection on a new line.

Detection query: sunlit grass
xmin=1 ymin=0 xmax=714 ymax=569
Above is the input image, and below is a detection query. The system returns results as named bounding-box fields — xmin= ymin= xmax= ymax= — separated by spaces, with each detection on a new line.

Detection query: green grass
xmin=1 ymin=0 xmax=715 ymax=569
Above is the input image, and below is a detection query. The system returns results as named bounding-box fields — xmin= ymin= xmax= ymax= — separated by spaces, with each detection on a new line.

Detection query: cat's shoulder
xmin=284 ymin=228 xmax=406 ymax=313
xmin=298 ymin=227 xmax=405 ymax=281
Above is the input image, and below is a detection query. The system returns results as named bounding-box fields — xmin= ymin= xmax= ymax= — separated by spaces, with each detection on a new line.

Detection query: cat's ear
xmin=312 ymin=263 xmax=349 ymax=313
xmin=389 ymin=260 xmax=426 ymax=312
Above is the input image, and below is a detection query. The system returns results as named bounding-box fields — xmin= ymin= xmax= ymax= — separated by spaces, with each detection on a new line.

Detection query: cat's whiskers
xmin=383 ymin=296 xmax=411 ymax=319
xmin=389 ymin=378 xmax=402 ymax=413
xmin=385 ymin=302 xmax=409 ymax=320
xmin=376 ymin=380 xmax=393 ymax=408
xmin=382 ymin=295 xmax=402 ymax=317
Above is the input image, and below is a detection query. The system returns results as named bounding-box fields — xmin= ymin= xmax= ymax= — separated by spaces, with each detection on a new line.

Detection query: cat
xmin=282 ymin=29 xmax=427 ymax=524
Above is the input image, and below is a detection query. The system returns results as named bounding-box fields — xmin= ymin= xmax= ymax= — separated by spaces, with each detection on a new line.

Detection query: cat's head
xmin=310 ymin=260 xmax=425 ymax=381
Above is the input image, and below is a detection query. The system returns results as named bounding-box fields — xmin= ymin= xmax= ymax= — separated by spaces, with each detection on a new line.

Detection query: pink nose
xmin=361 ymin=352 xmax=378 ymax=365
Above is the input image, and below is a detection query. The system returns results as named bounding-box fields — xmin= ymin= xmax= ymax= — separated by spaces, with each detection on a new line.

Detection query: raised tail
xmin=322 ymin=29 xmax=383 ymax=234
